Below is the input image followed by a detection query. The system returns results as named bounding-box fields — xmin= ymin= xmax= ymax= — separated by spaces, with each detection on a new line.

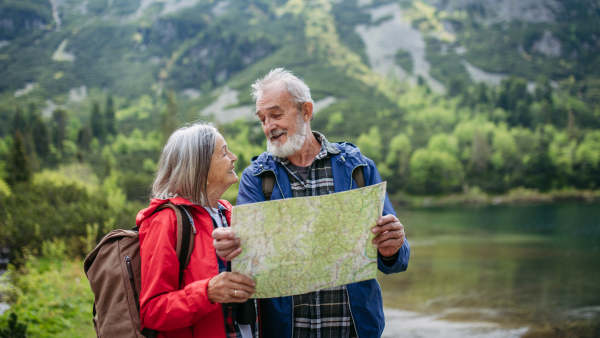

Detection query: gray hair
xmin=251 ymin=68 xmax=315 ymax=119
xmin=151 ymin=122 xmax=218 ymax=206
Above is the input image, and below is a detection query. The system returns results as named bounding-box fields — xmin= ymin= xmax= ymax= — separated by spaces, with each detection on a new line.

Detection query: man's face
xmin=256 ymin=84 xmax=307 ymax=157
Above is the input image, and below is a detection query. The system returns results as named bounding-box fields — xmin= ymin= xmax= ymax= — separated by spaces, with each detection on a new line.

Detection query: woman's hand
xmin=212 ymin=228 xmax=242 ymax=261
xmin=207 ymin=272 xmax=255 ymax=303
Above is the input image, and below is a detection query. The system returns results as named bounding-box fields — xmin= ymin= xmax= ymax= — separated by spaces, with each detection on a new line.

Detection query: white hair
xmin=251 ymin=68 xmax=315 ymax=119
xmin=267 ymin=112 xmax=307 ymax=158
xmin=151 ymin=122 xmax=218 ymax=206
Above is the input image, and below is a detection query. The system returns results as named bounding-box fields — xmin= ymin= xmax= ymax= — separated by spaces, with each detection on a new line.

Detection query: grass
xmin=0 ymin=255 xmax=95 ymax=338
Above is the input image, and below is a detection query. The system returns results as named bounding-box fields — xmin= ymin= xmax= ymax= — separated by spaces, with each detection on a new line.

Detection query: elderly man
xmin=214 ymin=68 xmax=410 ymax=338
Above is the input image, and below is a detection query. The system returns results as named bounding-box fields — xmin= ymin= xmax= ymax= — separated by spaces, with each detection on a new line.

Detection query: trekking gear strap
xmin=260 ymin=165 xmax=365 ymax=200
xmin=136 ymin=203 xmax=194 ymax=338
xmin=352 ymin=166 xmax=365 ymax=188
xmin=261 ymin=171 xmax=276 ymax=201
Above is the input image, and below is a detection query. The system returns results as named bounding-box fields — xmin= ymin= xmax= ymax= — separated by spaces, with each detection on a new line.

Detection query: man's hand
xmin=207 ymin=272 xmax=255 ymax=303
xmin=371 ymin=214 xmax=405 ymax=258
xmin=212 ymin=228 xmax=242 ymax=261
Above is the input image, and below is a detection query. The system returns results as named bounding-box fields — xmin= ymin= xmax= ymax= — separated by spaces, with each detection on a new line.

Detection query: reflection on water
xmin=379 ymin=203 xmax=600 ymax=329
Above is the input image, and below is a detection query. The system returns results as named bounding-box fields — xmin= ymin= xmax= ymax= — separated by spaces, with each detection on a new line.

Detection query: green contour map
xmin=231 ymin=182 xmax=386 ymax=298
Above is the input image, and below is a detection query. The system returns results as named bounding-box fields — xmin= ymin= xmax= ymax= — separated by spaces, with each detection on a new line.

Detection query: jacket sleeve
xmin=365 ymin=158 xmax=411 ymax=275
xmin=237 ymin=168 xmax=265 ymax=205
xmin=139 ymin=212 xmax=219 ymax=331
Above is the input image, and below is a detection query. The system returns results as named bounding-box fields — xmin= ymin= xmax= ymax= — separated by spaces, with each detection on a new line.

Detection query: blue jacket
xmin=237 ymin=141 xmax=410 ymax=338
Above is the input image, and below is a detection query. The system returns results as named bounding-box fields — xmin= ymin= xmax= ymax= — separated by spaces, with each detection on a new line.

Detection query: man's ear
xmin=302 ymin=101 xmax=314 ymax=122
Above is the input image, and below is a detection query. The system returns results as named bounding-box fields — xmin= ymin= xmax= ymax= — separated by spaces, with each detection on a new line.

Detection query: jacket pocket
xmin=97 ymin=297 xmax=138 ymax=338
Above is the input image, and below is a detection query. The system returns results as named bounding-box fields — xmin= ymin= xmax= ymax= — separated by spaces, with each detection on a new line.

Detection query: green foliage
xmin=0 ymin=178 xmax=11 ymax=197
xmin=0 ymin=257 xmax=95 ymax=338
xmin=11 ymin=107 xmax=26 ymax=135
xmin=409 ymin=148 xmax=463 ymax=193
xmin=395 ymin=50 xmax=413 ymax=74
xmin=0 ymin=0 xmax=598 ymax=200
xmin=31 ymin=116 xmax=49 ymax=158
xmin=90 ymin=102 xmax=104 ymax=140
xmin=355 ymin=126 xmax=383 ymax=163
xmin=0 ymin=165 xmax=141 ymax=260
xmin=427 ymin=133 xmax=458 ymax=156
xmin=0 ymin=312 xmax=27 ymax=338
xmin=105 ymin=96 xmax=116 ymax=136
xmin=7 ymin=132 xmax=30 ymax=186
xmin=0 ymin=0 xmax=52 ymax=40
xmin=51 ymin=110 xmax=67 ymax=152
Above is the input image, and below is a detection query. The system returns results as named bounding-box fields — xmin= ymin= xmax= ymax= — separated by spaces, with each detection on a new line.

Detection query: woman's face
xmin=207 ymin=133 xmax=238 ymax=190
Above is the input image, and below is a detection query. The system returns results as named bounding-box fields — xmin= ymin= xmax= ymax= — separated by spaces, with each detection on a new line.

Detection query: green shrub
xmin=0 ymin=256 xmax=95 ymax=338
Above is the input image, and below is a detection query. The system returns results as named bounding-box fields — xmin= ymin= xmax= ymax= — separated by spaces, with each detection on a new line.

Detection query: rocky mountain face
xmin=0 ymin=0 xmax=598 ymax=112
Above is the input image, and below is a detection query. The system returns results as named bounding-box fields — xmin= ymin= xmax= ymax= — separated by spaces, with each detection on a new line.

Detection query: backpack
xmin=83 ymin=203 xmax=195 ymax=338
xmin=260 ymin=166 xmax=365 ymax=200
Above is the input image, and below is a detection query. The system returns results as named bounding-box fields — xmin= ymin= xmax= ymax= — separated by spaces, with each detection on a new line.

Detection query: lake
xmin=379 ymin=203 xmax=600 ymax=337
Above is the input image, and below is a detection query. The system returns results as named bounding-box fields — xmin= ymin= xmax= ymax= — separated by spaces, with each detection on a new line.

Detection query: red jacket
xmin=136 ymin=197 xmax=232 ymax=337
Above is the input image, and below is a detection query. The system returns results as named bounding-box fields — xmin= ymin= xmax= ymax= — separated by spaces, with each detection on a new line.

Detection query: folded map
xmin=231 ymin=182 xmax=386 ymax=298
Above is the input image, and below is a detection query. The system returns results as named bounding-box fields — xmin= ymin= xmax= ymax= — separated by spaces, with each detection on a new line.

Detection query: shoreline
xmin=390 ymin=187 xmax=600 ymax=208
xmin=383 ymin=308 xmax=529 ymax=338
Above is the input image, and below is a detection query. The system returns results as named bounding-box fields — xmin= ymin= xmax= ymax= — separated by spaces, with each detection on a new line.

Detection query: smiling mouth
xmin=228 ymin=167 xmax=235 ymax=173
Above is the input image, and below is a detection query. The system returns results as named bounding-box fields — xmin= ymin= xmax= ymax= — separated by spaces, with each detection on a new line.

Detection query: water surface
xmin=379 ymin=203 xmax=600 ymax=329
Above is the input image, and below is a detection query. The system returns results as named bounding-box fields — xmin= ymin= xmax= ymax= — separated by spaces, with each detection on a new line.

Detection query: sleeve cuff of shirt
xmin=378 ymin=249 xmax=400 ymax=267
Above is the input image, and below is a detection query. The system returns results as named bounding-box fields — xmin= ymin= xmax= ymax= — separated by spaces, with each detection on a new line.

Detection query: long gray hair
xmin=151 ymin=122 xmax=218 ymax=206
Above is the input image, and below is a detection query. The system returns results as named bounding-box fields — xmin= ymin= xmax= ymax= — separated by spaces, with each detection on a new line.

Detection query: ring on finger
xmin=234 ymin=289 xmax=237 ymax=297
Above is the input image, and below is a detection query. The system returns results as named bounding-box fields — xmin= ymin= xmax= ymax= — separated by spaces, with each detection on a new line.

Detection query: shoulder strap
xmin=140 ymin=203 xmax=195 ymax=280
xmin=352 ymin=166 xmax=365 ymax=188
xmin=261 ymin=171 xmax=276 ymax=201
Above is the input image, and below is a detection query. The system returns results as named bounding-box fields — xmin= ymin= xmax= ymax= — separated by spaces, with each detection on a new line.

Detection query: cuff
xmin=184 ymin=278 xmax=220 ymax=315
xmin=378 ymin=250 xmax=400 ymax=267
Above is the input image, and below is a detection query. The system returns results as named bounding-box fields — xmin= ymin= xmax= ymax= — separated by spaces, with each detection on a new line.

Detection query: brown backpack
xmin=84 ymin=203 xmax=195 ymax=338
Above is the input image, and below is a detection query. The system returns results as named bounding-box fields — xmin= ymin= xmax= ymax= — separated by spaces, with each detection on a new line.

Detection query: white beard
xmin=267 ymin=115 xmax=307 ymax=159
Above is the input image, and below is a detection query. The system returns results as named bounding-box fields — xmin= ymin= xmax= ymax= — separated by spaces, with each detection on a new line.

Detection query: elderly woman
xmin=135 ymin=123 xmax=258 ymax=338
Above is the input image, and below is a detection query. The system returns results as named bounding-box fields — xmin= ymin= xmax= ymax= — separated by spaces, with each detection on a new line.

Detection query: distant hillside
xmin=1 ymin=0 xmax=599 ymax=200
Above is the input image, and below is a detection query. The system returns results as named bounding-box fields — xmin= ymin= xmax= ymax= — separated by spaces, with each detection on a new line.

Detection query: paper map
xmin=230 ymin=182 xmax=386 ymax=298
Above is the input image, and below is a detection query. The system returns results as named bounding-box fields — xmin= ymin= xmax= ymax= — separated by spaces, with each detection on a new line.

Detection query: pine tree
xmin=52 ymin=109 xmax=68 ymax=151
xmin=105 ymin=95 xmax=116 ymax=136
xmin=162 ymin=91 xmax=178 ymax=141
xmin=12 ymin=105 xmax=27 ymax=134
xmin=77 ymin=125 xmax=92 ymax=150
xmin=0 ymin=312 xmax=28 ymax=338
xmin=32 ymin=115 xmax=50 ymax=158
xmin=8 ymin=131 xmax=30 ymax=185
xmin=27 ymin=102 xmax=37 ymax=125
xmin=91 ymin=102 xmax=105 ymax=139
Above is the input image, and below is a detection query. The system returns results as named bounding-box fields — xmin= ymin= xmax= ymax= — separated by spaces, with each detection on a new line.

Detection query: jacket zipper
xmin=125 ymin=256 xmax=140 ymax=315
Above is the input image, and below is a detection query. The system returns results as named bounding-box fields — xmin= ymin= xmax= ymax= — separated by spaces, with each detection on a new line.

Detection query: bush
xmin=0 ymin=255 xmax=95 ymax=338
xmin=0 ymin=167 xmax=141 ymax=262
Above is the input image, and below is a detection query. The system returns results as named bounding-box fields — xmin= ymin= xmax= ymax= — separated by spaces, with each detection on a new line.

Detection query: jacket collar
xmin=252 ymin=132 xmax=355 ymax=176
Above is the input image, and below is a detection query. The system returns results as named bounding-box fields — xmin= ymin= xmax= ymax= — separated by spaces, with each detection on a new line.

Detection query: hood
xmin=136 ymin=197 xmax=234 ymax=226
xmin=136 ymin=197 xmax=189 ymax=226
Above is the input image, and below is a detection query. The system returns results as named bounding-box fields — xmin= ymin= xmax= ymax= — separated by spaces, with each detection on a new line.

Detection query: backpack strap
xmin=352 ymin=166 xmax=365 ymax=188
xmin=261 ymin=171 xmax=276 ymax=201
xmin=151 ymin=203 xmax=195 ymax=281
xmin=138 ymin=203 xmax=194 ymax=338
xmin=261 ymin=166 xmax=363 ymax=199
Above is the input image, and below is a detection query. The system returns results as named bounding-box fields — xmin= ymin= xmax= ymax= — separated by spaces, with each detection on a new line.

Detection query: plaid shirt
xmin=273 ymin=132 xmax=358 ymax=338
xmin=210 ymin=204 xmax=260 ymax=338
